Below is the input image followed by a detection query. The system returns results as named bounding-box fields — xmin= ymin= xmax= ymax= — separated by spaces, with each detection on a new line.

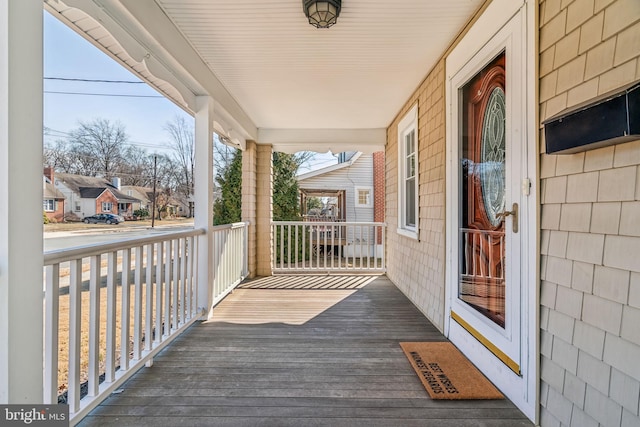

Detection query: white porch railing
xmin=272 ymin=221 xmax=385 ymax=273
xmin=212 ymin=222 xmax=249 ymax=306
xmin=42 ymin=223 xmax=249 ymax=426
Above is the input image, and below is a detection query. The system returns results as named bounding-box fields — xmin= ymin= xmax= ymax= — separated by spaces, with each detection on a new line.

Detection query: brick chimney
xmin=44 ymin=166 xmax=54 ymax=183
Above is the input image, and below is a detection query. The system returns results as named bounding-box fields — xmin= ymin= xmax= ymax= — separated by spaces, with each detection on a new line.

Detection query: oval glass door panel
xmin=480 ymin=87 xmax=506 ymax=227
xmin=459 ymin=53 xmax=506 ymax=327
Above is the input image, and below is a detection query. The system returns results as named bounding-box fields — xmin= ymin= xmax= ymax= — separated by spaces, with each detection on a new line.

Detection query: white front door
xmin=445 ymin=1 xmax=536 ymax=420
xmin=450 ymin=47 xmax=523 ymax=372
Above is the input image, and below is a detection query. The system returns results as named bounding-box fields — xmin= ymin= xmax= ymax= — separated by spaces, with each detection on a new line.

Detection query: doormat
xmin=400 ymin=342 xmax=504 ymax=400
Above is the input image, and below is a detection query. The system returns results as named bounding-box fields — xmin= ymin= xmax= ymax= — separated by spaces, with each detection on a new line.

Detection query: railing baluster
xmin=133 ymin=246 xmax=143 ymax=360
xmin=358 ymin=225 xmax=363 ymax=270
xmin=68 ymin=259 xmax=82 ymax=413
xmin=186 ymin=236 xmax=194 ymax=317
xmin=145 ymin=244 xmax=153 ymax=353
xmin=161 ymin=241 xmax=171 ymax=342
xmin=280 ymin=223 xmax=284 ymax=270
xmin=381 ymin=224 xmax=386 ymax=271
xmin=88 ymin=255 xmax=101 ymax=397
xmin=120 ymin=248 xmax=131 ymax=371
xmin=172 ymin=239 xmax=179 ymax=332
xmin=180 ymin=238 xmax=187 ymax=325
xmin=105 ymin=251 xmax=117 ymax=383
xmin=286 ymin=225 xmax=291 ymax=268
xmin=337 ymin=224 xmax=342 ymax=270
xmin=165 ymin=240 xmax=172 ymax=335
xmin=44 ymin=264 xmax=59 ymax=404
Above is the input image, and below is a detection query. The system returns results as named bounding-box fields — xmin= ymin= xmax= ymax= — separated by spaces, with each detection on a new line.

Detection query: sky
xmin=43 ymin=11 xmax=337 ymax=172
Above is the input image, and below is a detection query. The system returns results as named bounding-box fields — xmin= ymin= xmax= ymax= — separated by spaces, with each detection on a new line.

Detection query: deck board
xmin=78 ymin=275 xmax=533 ymax=427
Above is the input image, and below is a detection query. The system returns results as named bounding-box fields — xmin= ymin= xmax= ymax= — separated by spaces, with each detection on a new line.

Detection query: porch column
xmin=255 ymin=144 xmax=273 ymax=276
xmin=0 ymin=0 xmax=44 ymax=403
xmin=241 ymin=140 xmax=257 ymax=278
xmin=194 ymin=96 xmax=215 ymax=315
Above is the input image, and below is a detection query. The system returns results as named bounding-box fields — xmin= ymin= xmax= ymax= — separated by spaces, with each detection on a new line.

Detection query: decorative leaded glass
xmin=480 ymin=87 xmax=506 ymax=227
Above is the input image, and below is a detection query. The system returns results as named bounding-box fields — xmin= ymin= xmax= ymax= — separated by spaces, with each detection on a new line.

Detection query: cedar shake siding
xmin=538 ymin=0 xmax=640 ymax=425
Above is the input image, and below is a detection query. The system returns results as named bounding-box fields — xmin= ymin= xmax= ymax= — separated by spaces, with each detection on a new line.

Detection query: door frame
xmin=444 ymin=0 xmax=538 ymax=422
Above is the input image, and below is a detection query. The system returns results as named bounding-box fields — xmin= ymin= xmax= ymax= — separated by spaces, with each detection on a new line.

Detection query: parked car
xmin=82 ymin=213 xmax=124 ymax=225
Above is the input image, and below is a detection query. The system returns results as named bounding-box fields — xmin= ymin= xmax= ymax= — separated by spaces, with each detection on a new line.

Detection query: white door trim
xmin=444 ymin=0 xmax=538 ymax=422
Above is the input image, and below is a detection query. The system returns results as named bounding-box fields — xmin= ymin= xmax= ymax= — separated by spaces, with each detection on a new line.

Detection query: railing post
xmin=194 ymin=96 xmax=215 ymax=317
xmin=243 ymin=222 xmax=249 ymax=278
xmin=0 ymin=0 xmax=43 ymax=404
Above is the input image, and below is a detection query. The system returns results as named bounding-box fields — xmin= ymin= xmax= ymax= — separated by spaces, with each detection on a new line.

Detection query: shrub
xmin=134 ymin=208 xmax=149 ymax=219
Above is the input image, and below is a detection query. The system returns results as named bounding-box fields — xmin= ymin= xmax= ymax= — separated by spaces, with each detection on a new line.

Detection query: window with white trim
xmin=43 ymin=199 xmax=55 ymax=212
xmin=355 ymin=187 xmax=373 ymax=207
xmin=397 ymin=104 xmax=419 ymax=238
xmin=102 ymin=202 xmax=113 ymax=212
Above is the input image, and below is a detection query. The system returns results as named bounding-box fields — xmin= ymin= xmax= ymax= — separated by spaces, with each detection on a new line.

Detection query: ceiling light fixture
xmin=302 ymin=0 xmax=341 ymax=29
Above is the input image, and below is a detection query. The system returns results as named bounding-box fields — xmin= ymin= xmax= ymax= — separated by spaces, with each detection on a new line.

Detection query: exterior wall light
xmin=302 ymin=0 xmax=342 ymax=28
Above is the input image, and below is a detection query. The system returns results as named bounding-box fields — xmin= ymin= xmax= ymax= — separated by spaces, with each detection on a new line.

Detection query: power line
xmin=44 ymin=127 xmax=172 ymax=150
xmin=45 ymin=90 xmax=163 ymax=98
xmin=44 ymin=77 xmax=145 ymax=84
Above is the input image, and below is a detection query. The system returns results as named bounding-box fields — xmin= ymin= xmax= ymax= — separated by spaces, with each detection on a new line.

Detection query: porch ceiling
xmin=44 ymin=0 xmax=483 ymax=151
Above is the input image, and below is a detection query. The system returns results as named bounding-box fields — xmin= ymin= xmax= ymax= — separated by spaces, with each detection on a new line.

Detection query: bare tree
xmin=69 ymin=118 xmax=128 ymax=179
xmin=165 ymin=116 xmax=195 ymax=217
xmin=118 ymin=145 xmax=154 ymax=186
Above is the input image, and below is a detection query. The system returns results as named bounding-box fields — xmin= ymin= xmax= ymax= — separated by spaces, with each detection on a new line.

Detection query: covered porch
xmin=78 ymin=275 xmax=532 ymax=427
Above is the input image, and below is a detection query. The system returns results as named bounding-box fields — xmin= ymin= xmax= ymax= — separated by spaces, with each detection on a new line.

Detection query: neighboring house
xmin=42 ymin=167 xmax=65 ymax=222
xmin=297 ymin=151 xmax=385 ymax=256
xmin=172 ymin=195 xmax=192 ymax=218
xmin=121 ymin=185 xmax=185 ymax=219
xmin=120 ymin=185 xmax=152 ymax=213
xmin=52 ymin=172 xmax=140 ymax=220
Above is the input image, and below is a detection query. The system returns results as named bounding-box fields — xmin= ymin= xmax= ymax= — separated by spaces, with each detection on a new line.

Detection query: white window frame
xmin=102 ymin=202 xmax=113 ymax=212
xmin=43 ymin=199 xmax=55 ymax=212
xmin=397 ymin=103 xmax=419 ymax=239
xmin=355 ymin=186 xmax=373 ymax=207
xmin=74 ymin=202 xmax=81 ymax=212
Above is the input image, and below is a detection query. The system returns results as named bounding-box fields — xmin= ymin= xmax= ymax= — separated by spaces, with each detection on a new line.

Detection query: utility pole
xmin=151 ymin=154 xmax=157 ymax=228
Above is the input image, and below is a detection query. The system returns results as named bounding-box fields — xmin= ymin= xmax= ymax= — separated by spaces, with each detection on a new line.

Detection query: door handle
xmin=497 ymin=203 xmax=518 ymax=233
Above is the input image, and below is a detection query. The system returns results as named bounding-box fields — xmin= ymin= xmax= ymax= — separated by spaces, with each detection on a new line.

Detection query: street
xmin=44 ymin=221 xmax=195 ymax=251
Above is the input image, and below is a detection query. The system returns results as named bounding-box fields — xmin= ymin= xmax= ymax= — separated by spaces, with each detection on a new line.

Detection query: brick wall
xmin=44 ymin=200 xmax=65 ymax=222
xmin=386 ymin=60 xmax=446 ymax=331
xmin=539 ymin=0 xmax=640 ymax=425
xmin=96 ymin=191 xmax=118 ymax=214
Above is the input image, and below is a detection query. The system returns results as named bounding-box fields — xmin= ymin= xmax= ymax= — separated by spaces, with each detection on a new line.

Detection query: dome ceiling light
xmin=302 ymin=0 xmax=342 ymax=29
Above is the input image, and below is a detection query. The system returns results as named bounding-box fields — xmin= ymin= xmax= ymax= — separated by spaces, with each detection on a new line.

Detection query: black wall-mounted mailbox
xmin=544 ymin=81 xmax=640 ymax=154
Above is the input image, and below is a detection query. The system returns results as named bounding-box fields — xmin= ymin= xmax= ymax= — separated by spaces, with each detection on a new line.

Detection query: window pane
xmin=407 ymin=153 xmax=416 ymax=178
xmin=406 ymin=130 xmax=415 ymax=155
xmin=405 ymin=178 xmax=415 ymax=227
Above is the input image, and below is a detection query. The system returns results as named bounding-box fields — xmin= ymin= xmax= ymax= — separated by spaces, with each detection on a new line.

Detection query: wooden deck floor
xmin=78 ymin=275 xmax=533 ymax=427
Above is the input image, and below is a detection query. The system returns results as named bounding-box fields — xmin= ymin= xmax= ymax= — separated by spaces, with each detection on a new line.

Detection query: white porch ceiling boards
xmin=45 ymin=0 xmax=483 ymax=150
xmin=157 ymin=0 xmax=482 ymax=130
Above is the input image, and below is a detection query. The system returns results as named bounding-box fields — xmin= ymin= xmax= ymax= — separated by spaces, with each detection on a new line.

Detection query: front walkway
xmin=78 ymin=275 xmax=533 ymax=426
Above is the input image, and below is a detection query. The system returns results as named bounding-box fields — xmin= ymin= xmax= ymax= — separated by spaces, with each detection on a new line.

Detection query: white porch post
xmin=194 ymin=96 xmax=215 ymax=316
xmin=0 ymin=0 xmax=44 ymax=403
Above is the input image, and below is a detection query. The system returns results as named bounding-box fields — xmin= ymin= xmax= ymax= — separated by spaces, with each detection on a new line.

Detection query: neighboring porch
xmin=78 ymin=275 xmax=532 ymax=427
